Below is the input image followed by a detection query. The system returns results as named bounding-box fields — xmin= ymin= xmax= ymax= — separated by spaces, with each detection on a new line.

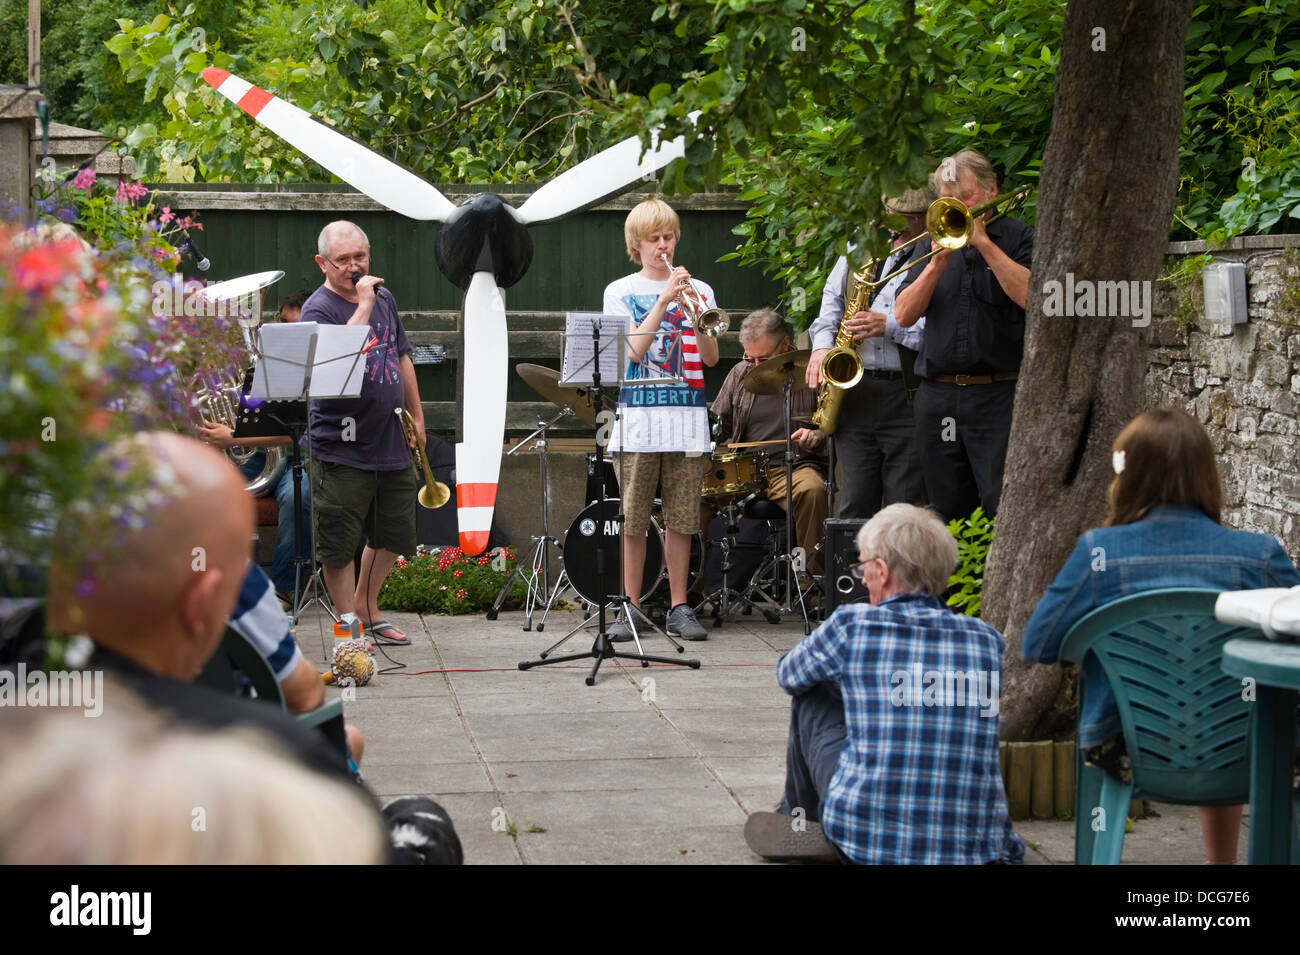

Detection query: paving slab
xmin=297 ymin=605 xmax=1237 ymax=865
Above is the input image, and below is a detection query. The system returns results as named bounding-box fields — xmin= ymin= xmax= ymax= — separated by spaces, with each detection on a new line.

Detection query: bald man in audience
xmin=48 ymin=433 xmax=355 ymax=781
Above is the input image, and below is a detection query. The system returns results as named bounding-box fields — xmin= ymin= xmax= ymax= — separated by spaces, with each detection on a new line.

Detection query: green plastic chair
xmin=198 ymin=625 xmax=348 ymax=758
xmin=1058 ymin=588 xmax=1260 ymax=865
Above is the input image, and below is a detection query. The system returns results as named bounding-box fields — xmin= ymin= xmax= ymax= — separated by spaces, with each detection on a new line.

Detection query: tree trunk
xmin=983 ymin=0 xmax=1195 ymax=740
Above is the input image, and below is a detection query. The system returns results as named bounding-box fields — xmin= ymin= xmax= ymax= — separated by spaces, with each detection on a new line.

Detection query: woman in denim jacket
xmin=1022 ymin=407 xmax=1300 ymax=863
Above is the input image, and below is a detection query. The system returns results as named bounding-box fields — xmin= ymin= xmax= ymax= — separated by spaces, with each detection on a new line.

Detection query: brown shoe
xmin=744 ymin=811 xmax=840 ymax=863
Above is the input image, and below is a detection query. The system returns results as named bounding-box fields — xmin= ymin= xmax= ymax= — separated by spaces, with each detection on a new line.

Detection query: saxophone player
xmin=807 ymin=187 xmax=934 ymax=520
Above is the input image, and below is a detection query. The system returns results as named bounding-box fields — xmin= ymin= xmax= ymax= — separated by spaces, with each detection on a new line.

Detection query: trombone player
xmin=808 ymin=186 xmax=935 ymax=520
xmin=893 ymin=150 xmax=1033 ymax=522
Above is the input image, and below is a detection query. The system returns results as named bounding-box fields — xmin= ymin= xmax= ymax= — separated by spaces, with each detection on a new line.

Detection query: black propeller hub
xmin=434 ymin=192 xmax=534 ymax=291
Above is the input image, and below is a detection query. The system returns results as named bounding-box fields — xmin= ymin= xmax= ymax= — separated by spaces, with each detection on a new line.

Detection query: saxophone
xmin=809 ymin=254 xmax=872 ymax=435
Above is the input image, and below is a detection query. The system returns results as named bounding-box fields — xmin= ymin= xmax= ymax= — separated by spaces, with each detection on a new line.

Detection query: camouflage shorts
xmin=614 ymin=452 xmax=708 ymax=536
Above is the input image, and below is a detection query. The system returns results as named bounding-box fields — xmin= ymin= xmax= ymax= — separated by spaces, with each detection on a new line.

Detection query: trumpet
xmin=660 ymin=254 xmax=729 ymax=337
xmin=397 ymin=408 xmax=450 ymax=509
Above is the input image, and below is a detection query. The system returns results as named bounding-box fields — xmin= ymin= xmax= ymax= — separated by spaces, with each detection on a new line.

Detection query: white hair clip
xmin=1112 ymin=450 xmax=1126 ymax=475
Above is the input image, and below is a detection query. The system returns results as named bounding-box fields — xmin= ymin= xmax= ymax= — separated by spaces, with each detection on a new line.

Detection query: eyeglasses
xmin=849 ymin=557 xmax=880 ymax=580
xmin=742 ymin=339 xmax=791 ymax=365
xmin=324 ymin=253 xmax=369 ymax=271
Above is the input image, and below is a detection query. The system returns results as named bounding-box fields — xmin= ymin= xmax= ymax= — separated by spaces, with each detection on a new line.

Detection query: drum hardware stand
xmin=486 ymin=407 xmax=569 ymax=629
xmin=519 ymin=319 xmax=700 ymax=685
xmin=694 ymin=494 xmax=776 ymax=628
xmin=740 ymin=372 xmax=813 ymax=635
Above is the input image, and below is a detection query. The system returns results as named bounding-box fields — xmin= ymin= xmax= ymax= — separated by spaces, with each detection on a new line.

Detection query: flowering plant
xmin=378 ymin=545 xmax=528 ymax=615
xmin=2 ymin=170 xmax=244 ymax=584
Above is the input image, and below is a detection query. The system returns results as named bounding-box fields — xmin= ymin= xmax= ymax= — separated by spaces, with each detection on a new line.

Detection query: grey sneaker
xmin=606 ymin=607 xmax=650 ymax=643
xmin=666 ymin=603 xmax=708 ymax=641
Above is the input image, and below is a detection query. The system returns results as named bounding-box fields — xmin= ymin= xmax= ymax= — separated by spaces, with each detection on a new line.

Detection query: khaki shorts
xmin=309 ymin=458 xmax=418 ymax=568
xmin=614 ymin=452 xmax=708 ymax=536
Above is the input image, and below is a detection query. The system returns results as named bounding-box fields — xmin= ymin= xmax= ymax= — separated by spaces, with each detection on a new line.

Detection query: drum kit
xmin=494 ymin=348 xmax=820 ymax=638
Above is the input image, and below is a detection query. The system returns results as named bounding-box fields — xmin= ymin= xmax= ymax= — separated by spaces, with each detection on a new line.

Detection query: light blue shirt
xmin=811 ymin=246 xmax=925 ymax=371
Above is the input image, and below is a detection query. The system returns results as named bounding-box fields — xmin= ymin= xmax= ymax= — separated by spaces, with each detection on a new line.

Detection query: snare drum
xmin=700 ymin=450 xmax=767 ymax=504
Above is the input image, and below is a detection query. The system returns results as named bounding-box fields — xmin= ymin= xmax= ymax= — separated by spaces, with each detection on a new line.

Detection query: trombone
xmin=870 ymin=184 xmax=1033 ymax=289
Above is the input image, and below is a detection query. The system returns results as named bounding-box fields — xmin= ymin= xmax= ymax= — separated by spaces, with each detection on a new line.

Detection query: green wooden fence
xmin=152 ymin=183 xmax=784 ymax=437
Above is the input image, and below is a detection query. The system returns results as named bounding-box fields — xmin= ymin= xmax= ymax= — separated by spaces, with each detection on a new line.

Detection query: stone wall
xmin=1146 ymin=235 xmax=1300 ymax=559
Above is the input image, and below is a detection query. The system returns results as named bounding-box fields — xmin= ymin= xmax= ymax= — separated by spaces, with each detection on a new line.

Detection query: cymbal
xmin=742 ymin=350 xmax=813 ymax=396
xmin=516 ymin=363 xmax=603 ymax=426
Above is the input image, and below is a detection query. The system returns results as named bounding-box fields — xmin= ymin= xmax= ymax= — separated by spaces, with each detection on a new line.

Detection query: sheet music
xmin=309 ymin=324 xmax=370 ymax=398
xmin=251 ymin=321 xmax=319 ymax=400
xmin=560 ymin=312 xmax=627 ymax=386
xmin=250 ymin=323 xmax=369 ymax=400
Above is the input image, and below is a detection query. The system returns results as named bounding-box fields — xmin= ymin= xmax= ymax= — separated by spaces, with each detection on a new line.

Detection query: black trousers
xmin=833 ymin=375 xmax=926 ymax=520
xmin=913 ymin=378 xmax=1016 ymax=522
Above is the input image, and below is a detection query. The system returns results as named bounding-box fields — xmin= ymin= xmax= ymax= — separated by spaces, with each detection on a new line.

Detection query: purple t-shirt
xmin=303 ymin=284 xmax=412 ymax=470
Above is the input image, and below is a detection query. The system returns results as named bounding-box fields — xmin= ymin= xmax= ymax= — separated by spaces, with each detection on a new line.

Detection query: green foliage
xmin=1176 ymin=1 xmax=1300 ymax=244
xmin=946 ymin=507 xmax=994 ymax=617
xmin=1159 ymin=253 xmax=1210 ymax=338
xmin=79 ymin=0 xmax=1300 ymax=309
xmin=105 ymin=0 xmax=708 ymax=183
xmin=378 ymin=544 xmax=526 ymax=614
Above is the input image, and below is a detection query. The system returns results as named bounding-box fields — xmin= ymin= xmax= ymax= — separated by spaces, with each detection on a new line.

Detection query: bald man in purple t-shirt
xmin=304 ymin=220 xmax=424 ymax=646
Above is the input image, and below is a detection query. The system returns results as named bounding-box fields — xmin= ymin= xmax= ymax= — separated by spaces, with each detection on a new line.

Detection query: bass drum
xmin=563 ymin=499 xmax=663 ymax=605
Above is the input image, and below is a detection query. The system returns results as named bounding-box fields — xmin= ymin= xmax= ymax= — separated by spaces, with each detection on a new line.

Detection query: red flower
xmin=453 ymin=570 xmax=462 ymax=578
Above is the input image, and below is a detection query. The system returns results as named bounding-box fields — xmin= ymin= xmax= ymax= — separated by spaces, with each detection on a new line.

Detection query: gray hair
xmin=856 ymin=503 xmax=957 ymax=596
xmin=317 ymin=221 xmax=370 ymax=259
xmin=931 ymin=149 xmax=998 ymax=196
xmin=738 ymin=308 xmax=794 ymax=345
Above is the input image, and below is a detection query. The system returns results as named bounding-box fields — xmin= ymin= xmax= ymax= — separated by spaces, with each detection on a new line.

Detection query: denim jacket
xmin=1021 ymin=504 xmax=1300 ymax=747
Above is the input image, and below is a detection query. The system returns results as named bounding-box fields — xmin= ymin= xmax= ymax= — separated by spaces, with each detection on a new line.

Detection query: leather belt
xmin=864 ymin=370 xmax=903 ymax=380
xmin=932 ymin=372 xmax=1019 ymax=386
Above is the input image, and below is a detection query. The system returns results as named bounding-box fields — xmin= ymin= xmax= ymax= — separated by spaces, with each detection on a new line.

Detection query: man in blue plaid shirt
xmin=745 ymin=503 xmax=1023 ymax=864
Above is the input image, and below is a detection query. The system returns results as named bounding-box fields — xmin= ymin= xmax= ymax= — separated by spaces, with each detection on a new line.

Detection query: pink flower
xmin=115 ymin=180 xmax=149 ymax=203
xmin=453 ymin=569 xmax=462 ymax=578
xmin=73 ymin=168 xmax=97 ymax=191
xmin=456 ymin=588 xmax=468 ymax=599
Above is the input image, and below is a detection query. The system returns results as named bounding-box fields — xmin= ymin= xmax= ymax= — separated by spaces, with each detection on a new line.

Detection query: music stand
xmin=519 ymin=315 xmax=700 ymax=685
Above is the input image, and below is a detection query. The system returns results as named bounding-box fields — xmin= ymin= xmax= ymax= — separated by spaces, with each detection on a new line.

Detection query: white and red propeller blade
xmin=202 ymin=68 xmax=456 ymax=222
xmin=454 ymin=271 xmax=508 ymax=556
xmin=514 ymin=115 xmax=697 ymax=226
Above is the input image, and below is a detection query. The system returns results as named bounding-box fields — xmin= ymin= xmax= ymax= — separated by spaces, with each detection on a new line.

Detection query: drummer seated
xmin=710 ymin=309 xmax=828 ymax=577
xmin=744 ymin=504 xmax=1023 ymax=864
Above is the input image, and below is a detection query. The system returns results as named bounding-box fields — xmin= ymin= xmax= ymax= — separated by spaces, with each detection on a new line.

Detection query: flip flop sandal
xmin=365 ymin=620 xmax=410 ymax=646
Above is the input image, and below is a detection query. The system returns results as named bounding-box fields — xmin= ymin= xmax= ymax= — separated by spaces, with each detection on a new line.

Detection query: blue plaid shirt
xmin=777 ymin=592 xmax=1024 ymax=865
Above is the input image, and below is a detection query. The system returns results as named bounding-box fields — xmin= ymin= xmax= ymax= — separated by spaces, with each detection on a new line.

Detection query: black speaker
xmin=823 ymin=518 xmax=869 ymax=611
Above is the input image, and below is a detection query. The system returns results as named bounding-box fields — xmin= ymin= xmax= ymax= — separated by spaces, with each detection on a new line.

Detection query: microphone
xmin=352 ymin=271 xmax=390 ymax=300
xmin=182 ymin=229 xmax=210 ymax=271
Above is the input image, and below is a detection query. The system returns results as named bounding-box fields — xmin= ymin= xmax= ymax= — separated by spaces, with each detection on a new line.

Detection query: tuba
xmin=660 ymin=254 xmax=729 ymax=337
xmin=193 ymin=368 xmax=287 ymax=497
xmin=810 ymin=254 xmax=871 ymax=436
